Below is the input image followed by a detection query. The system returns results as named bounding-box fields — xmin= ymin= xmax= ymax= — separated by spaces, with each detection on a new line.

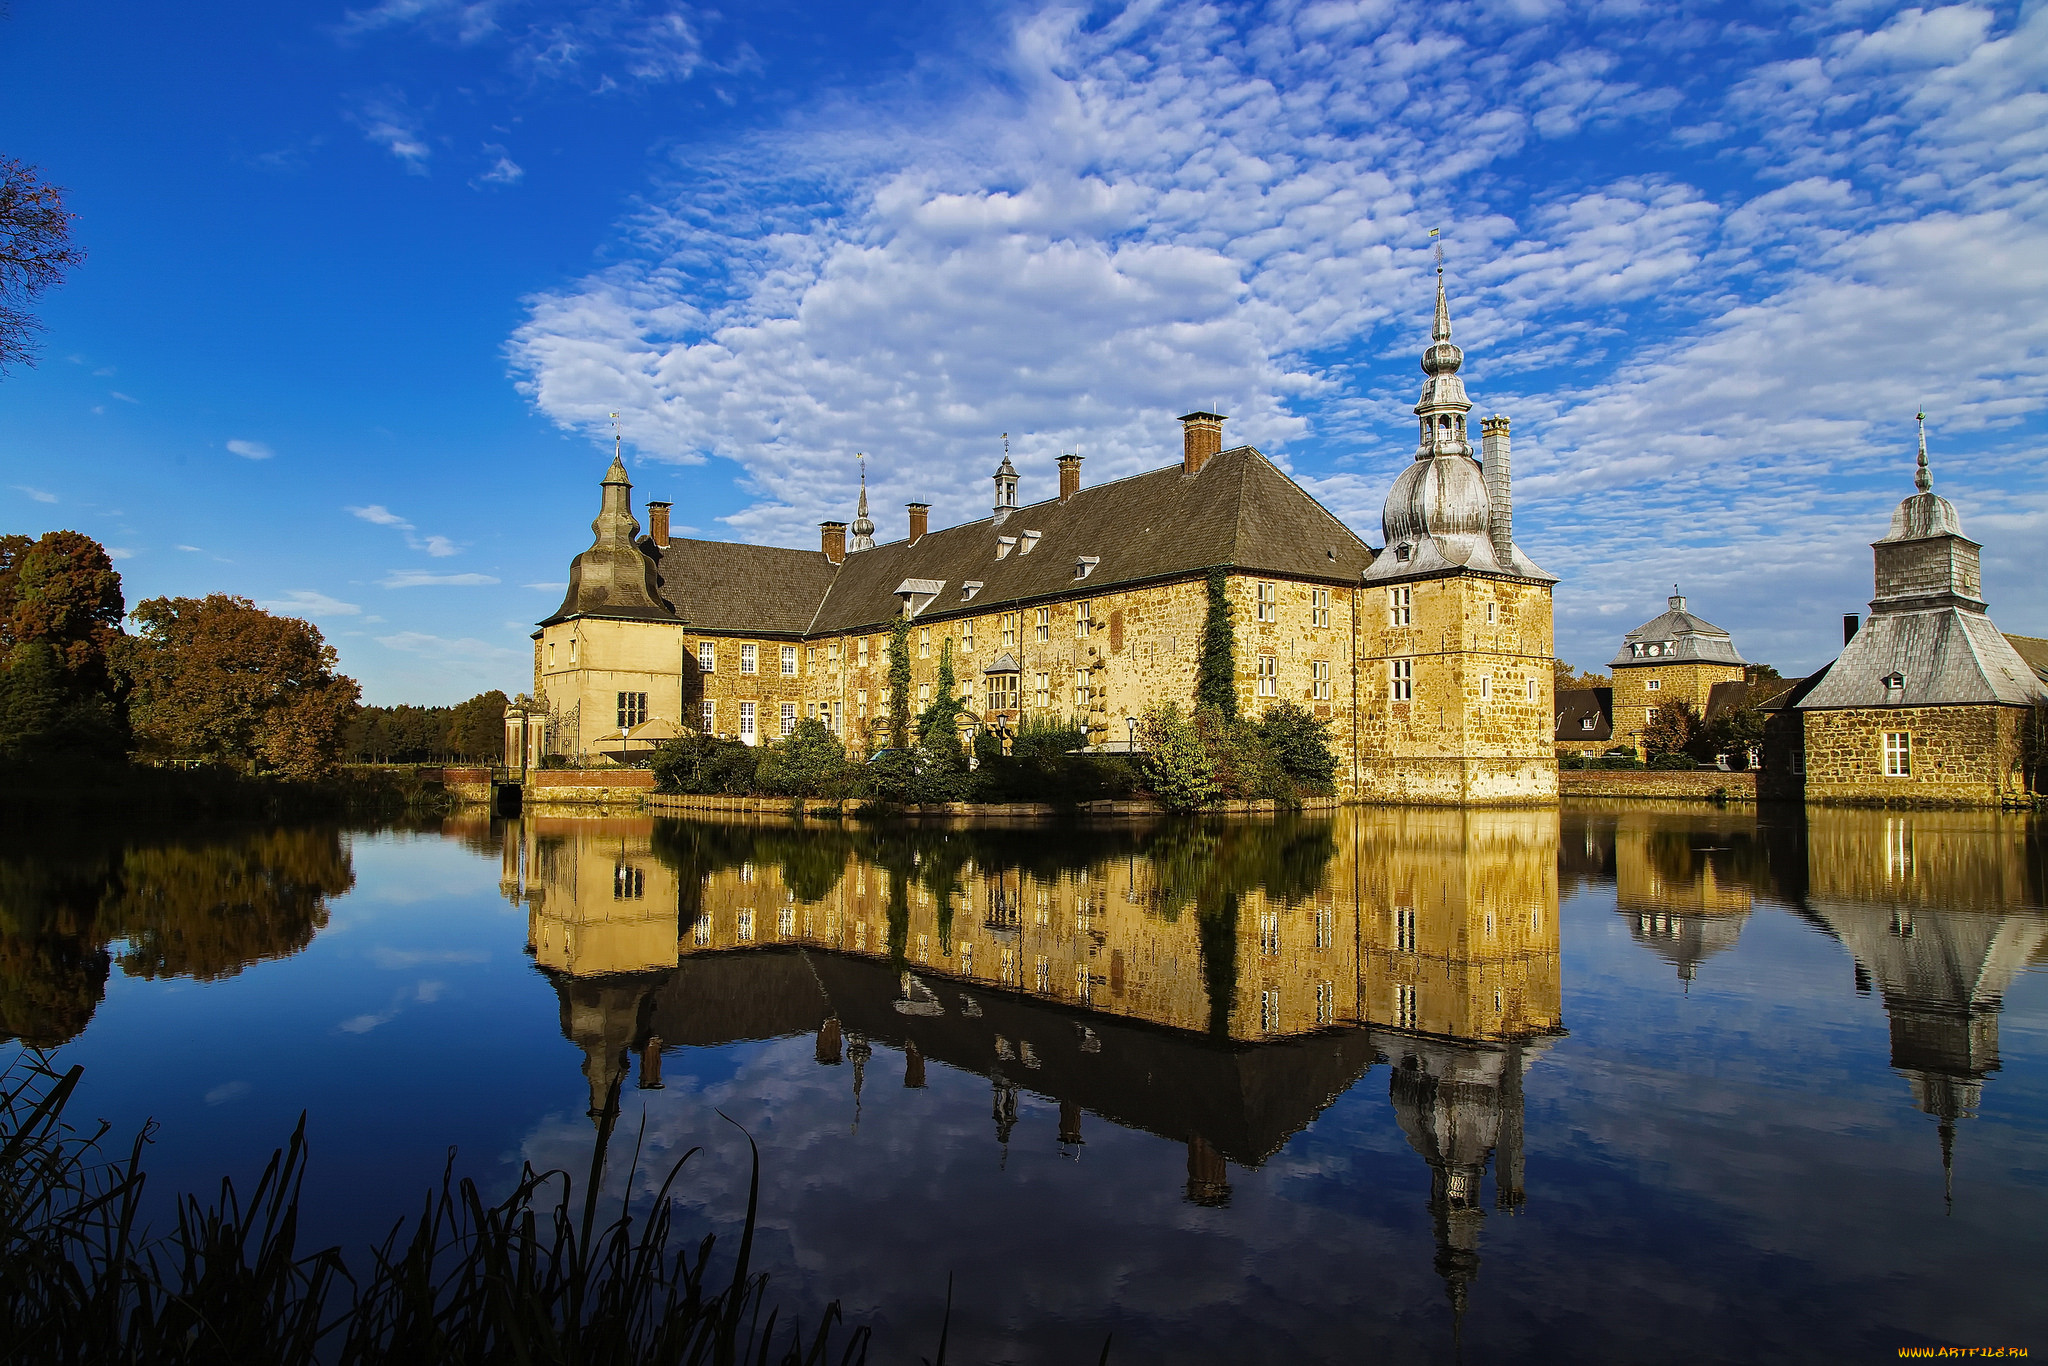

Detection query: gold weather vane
xmin=1002 ymin=432 xmax=1010 ymax=459
xmin=1430 ymin=225 xmax=1442 ymax=273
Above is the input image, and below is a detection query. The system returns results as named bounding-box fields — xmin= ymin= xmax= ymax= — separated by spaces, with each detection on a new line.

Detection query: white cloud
xmin=226 ymin=438 xmax=274 ymax=460
xmin=259 ymin=589 xmax=364 ymax=617
xmin=349 ymin=503 xmax=412 ymax=527
xmin=109 ymin=391 xmax=138 ymax=403
xmin=349 ymin=504 xmax=465 ymax=557
xmin=379 ymin=571 xmax=501 ymax=588
xmin=12 ymin=485 xmax=57 ymax=503
xmin=524 ymin=580 xmax=568 ymax=590
xmin=341 ymin=0 xmax=714 ymax=89
xmin=348 ymin=89 xmax=432 ymax=173
xmin=473 ymin=146 xmax=525 ymax=188
xmin=375 ymin=629 xmax=521 ymax=658
xmin=104 ymin=547 xmax=136 ymax=561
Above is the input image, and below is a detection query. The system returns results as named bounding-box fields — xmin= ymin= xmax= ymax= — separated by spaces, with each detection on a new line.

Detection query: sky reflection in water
xmin=3 ymin=805 xmax=2044 ymax=1363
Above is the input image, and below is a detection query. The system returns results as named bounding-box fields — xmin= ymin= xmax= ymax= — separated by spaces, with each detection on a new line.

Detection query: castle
xmin=516 ymin=268 xmax=1558 ymax=804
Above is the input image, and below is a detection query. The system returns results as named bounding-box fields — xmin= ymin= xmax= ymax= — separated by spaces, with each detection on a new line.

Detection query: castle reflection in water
xmin=503 ymin=810 xmax=1561 ymax=1318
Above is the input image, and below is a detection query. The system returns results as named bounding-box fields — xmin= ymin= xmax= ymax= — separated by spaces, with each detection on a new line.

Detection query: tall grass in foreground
xmin=0 ymin=1050 xmax=868 ymax=1365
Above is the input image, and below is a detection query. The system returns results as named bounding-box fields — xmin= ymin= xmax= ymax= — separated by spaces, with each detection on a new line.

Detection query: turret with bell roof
xmin=1365 ymin=254 xmax=1553 ymax=586
xmin=543 ymin=452 xmax=671 ymax=624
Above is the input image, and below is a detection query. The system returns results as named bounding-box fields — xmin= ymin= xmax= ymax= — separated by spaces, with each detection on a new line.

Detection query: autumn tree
xmin=118 ymin=595 xmax=360 ymax=779
xmin=0 ymin=158 xmax=86 ymax=375
xmin=0 ymin=530 xmax=128 ymax=760
xmin=1640 ymin=699 xmax=1702 ymax=761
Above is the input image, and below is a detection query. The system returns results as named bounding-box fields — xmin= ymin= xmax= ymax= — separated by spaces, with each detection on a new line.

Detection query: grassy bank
xmin=1 ymin=1049 xmax=871 ymax=1365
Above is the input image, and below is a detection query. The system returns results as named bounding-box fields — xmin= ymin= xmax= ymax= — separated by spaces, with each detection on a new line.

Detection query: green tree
xmin=0 ymin=158 xmax=87 ymax=375
xmin=1139 ymin=701 xmax=1216 ymax=811
xmin=911 ymin=640 xmax=971 ymax=802
xmin=446 ymin=690 xmax=508 ymax=761
xmin=1553 ymin=658 xmax=1611 ymax=690
xmin=1196 ymin=568 xmax=1238 ymax=720
xmin=755 ymin=718 xmax=854 ymax=798
xmin=118 ymin=595 xmax=360 ymax=779
xmin=1254 ymin=701 xmax=1338 ymax=794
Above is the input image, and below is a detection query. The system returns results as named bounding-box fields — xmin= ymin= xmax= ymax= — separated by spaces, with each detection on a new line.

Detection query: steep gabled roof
xmin=1554 ymin=687 xmax=1612 ymax=741
xmin=653 ymin=538 xmax=839 ymax=636
xmin=2006 ymin=633 xmax=2048 ymax=686
xmin=808 ymin=445 xmax=1373 ymax=636
xmin=1797 ymin=609 xmax=2048 ymax=710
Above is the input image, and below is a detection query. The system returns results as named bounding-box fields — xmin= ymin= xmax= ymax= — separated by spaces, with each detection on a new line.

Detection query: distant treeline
xmin=346 ymin=691 xmax=506 ymax=764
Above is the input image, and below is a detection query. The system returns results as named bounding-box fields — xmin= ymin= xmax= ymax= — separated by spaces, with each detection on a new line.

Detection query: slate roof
xmin=545 ymin=446 xmax=1377 ymax=638
xmin=1610 ymin=596 xmax=1748 ymax=670
xmin=2006 ymin=633 xmax=2048 ymax=686
xmin=1554 ymin=687 xmax=1612 ymax=741
xmin=1796 ymin=609 xmax=2048 ymax=710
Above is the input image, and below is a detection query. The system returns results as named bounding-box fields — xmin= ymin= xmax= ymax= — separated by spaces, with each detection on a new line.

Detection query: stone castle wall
xmin=1609 ymin=660 xmax=1743 ymax=758
xmin=1798 ymin=704 xmax=2032 ymax=807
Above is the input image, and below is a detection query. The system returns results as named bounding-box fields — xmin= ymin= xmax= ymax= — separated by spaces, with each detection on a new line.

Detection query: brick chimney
xmin=820 ymin=521 xmax=847 ymax=564
xmin=645 ymin=500 xmax=672 ymax=550
xmin=1058 ymin=452 xmax=1083 ymax=502
xmin=907 ymin=502 xmax=929 ymax=543
xmin=1179 ymin=411 xmax=1226 ymax=476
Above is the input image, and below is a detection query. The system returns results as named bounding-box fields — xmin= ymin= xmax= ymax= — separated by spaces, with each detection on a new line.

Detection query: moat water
xmin=4 ymin=804 xmax=2045 ymax=1363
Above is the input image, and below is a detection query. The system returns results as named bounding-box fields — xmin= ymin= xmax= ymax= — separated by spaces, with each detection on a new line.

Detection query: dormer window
xmin=996 ymin=536 xmax=1017 ymax=559
xmin=1394 ymin=542 xmax=1412 ymax=563
xmin=1019 ymin=530 xmax=1041 ymax=555
xmin=1882 ymin=671 xmax=1906 ymax=696
xmin=961 ymin=581 xmax=983 ymax=602
xmin=1074 ymin=555 xmax=1099 ymax=581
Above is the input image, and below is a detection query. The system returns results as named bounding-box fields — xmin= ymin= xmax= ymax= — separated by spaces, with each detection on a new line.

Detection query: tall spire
xmin=1432 ymin=233 xmax=1452 ymax=343
xmin=1915 ymin=410 xmax=1933 ymax=494
xmin=1414 ymin=233 xmax=1471 ymax=459
xmin=850 ymin=453 xmax=876 ymax=552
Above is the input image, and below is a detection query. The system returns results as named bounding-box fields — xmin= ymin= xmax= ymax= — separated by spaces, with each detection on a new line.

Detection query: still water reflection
xmin=4 ymin=807 xmax=2045 ymax=1361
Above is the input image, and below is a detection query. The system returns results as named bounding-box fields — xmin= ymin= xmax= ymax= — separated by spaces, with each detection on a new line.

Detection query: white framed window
xmin=918 ymin=683 xmax=931 ymax=709
xmin=1390 ymin=586 xmax=1413 ymax=627
xmin=986 ymin=672 xmax=1018 ymax=713
xmin=917 ymin=933 xmax=929 ymax=962
xmin=856 ymin=689 xmax=868 ymax=721
xmin=740 ymin=644 xmax=758 ymax=675
xmin=1312 ymin=659 xmax=1331 ymax=700
xmin=919 ymin=628 xmax=930 ymax=659
xmin=617 ymin=691 xmax=648 ymax=728
xmin=1260 ymin=988 xmax=1280 ymax=1033
xmin=1395 ymin=983 xmax=1417 ymax=1029
xmin=1486 ymin=601 xmax=1496 ymax=624
xmin=828 ymin=640 xmax=840 ymax=662
xmin=962 ymin=619 xmax=975 ymax=652
xmin=739 ymin=702 xmax=757 ymax=740
xmin=807 ymin=645 xmax=819 ymax=669
xmin=1884 ymin=731 xmax=1912 ymax=777
xmin=1256 ymin=581 xmax=1276 ymax=622
xmin=1390 ymin=658 xmax=1413 ymax=702
xmin=1001 ymin=947 xmax=1016 ymax=986
xmin=781 ymin=645 xmax=797 ymax=676
xmin=1257 ymin=654 xmax=1278 ymax=697
xmin=1646 ymin=706 xmax=1660 ymax=725
xmin=1526 ymin=678 xmax=1538 ymax=702
xmin=699 ymin=641 xmax=716 ymax=671
xmin=1076 ymin=670 xmax=1091 ymax=707
xmin=1077 ymin=601 xmax=1092 ymax=637
xmin=1395 ymin=905 xmax=1417 ymax=953
xmin=1311 ymin=587 xmax=1330 ymax=628
xmin=832 ymin=700 xmax=843 ymax=733
xmin=857 ymin=637 xmax=869 ymax=667
xmin=780 ymin=702 xmax=796 ymax=736
xmin=1647 ymin=678 xmax=1661 ymax=691
xmin=1259 ymin=911 xmax=1279 ymax=956
xmin=1480 ymin=675 xmax=1492 ymax=701
xmin=568 ymin=638 xmax=578 ymax=664
xmin=701 ymin=699 xmax=715 ymax=732
xmin=1036 ymin=606 xmax=1050 ymax=642
xmin=1034 ymin=672 xmax=1049 ymax=708
xmin=1002 ymin=612 xmax=1017 ymax=647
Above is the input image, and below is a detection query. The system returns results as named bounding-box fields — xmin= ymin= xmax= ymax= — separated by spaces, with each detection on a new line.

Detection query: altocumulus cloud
xmin=510 ymin=0 xmax=2048 ymax=670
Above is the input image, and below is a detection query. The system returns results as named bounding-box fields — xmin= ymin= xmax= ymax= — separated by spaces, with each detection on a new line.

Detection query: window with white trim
xmin=779 ymin=907 xmax=794 ymax=938
xmin=918 ymin=683 xmax=931 ymax=710
xmin=698 ymin=641 xmax=716 ymax=672
xmin=1647 ymin=678 xmax=1661 ymax=691
xmin=740 ymin=644 xmax=757 ymax=675
xmin=1257 ymin=654 xmax=1278 ymax=697
xmin=701 ymin=700 xmax=715 ymax=732
xmin=617 ymin=692 xmax=647 ymax=728
xmin=1311 ymin=587 xmax=1330 ymax=628
xmin=1390 ymin=586 xmax=1413 ymax=627
xmin=857 ymin=637 xmax=869 ymax=667
xmin=1034 ymin=672 xmax=1049 ymax=708
xmin=739 ymin=702 xmax=756 ymax=740
xmin=692 ymin=914 xmax=710 ymax=946
xmin=780 ymin=702 xmax=796 ymax=736
xmin=1035 ymin=607 xmax=1050 ymax=642
xmin=919 ymin=628 xmax=930 ymax=658
xmin=1486 ymin=601 xmax=1496 ymax=624
xmin=1480 ymin=675 xmax=1492 ymax=701
xmin=1001 ymin=612 xmax=1017 ymax=647
xmin=1526 ymin=678 xmax=1538 ymax=702
xmin=781 ymin=645 xmax=797 ymax=676
xmin=962 ymin=619 xmax=974 ymax=652
xmin=1390 ymin=658 xmax=1414 ymax=701
xmin=1035 ymin=956 xmax=1050 ymax=993
xmin=1884 ymin=731 xmax=1912 ymax=777
xmin=1256 ymin=581 xmax=1276 ymax=622
xmin=1312 ymin=659 xmax=1331 ymax=700
xmin=1075 ymin=670 xmax=1091 ymax=707
xmin=1076 ymin=601 xmax=1092 ymax=637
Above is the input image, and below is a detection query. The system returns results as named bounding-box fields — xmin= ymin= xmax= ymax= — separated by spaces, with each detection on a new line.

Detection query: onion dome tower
xmin=549 ymin=454 xmax=669 ymax=621
xmin=1365 ymin=255 xmax=1553 ymax=586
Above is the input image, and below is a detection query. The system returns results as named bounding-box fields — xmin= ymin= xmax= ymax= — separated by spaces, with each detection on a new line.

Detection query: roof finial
xmin=849 ymin=452 xmax=876 ymax=551
xmin=1429 ymin=228 xmax=1450 ymax=342
xmin=1915 ymin=410 xmax=1932 ymax=494
xmin=611 ymin=411 xmax=621 ymax=461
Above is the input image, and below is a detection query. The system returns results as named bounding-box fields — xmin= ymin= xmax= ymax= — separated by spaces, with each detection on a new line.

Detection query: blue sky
xmin=3 ymin=0 xmax=2044 ymax=704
